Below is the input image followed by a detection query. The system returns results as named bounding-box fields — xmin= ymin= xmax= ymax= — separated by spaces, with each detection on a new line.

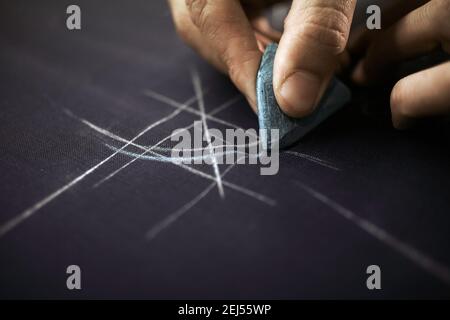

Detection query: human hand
xmin=350 ymin=0 xmax=450 ymax=129
xmin=168 ymin=0 xmax=357 ymax=117
xmin=167 ymin=0 xmax=282 ymax=111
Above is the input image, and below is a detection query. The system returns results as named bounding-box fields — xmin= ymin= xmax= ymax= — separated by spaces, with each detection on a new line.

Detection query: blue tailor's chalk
xmin=257 ymin=43 xmax=351 ymax=149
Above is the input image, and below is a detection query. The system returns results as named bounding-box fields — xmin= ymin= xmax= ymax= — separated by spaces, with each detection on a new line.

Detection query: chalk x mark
xmin=69 ymin=112 xmax=275 ymax=205
xmin=144 ymin=90 xmax=258 ymax=138
xmin=142 ymin=90 xmax=342 ymax=172
xmin=92 ymin=93 xmax=241 ymax=188
xmin=105 ymin=144 xmax=275 ymax=206
xmin=0 ymin=94 xmax=198 ymax=238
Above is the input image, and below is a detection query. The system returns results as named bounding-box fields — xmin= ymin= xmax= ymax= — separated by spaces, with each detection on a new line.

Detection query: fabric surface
xmin=0 ymin=0 xmax=450 ymax=299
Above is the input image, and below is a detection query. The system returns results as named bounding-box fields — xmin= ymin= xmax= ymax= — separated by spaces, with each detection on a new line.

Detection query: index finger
xmin=186 ymin=0 xmax=262 ymax=110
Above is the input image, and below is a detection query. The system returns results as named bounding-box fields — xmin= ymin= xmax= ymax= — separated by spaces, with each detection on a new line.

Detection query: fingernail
xmin=279 ymin=71 xmax=321 ymax=117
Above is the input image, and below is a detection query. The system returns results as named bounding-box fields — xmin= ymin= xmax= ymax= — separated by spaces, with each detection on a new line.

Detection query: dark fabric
xmin=0 ymin=0 xmax=449 ymax=299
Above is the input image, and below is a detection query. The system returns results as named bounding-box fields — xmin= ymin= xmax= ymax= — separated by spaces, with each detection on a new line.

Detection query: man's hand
xmin=168 ymin=0 xmax=449 ymax=130
xmin=168 ymin=0 xmax=356 ymax=117
xmin=167 ymin=0 xmax=282 ymax=111
xmin=350 ymin=0 xmax=450 ymax=129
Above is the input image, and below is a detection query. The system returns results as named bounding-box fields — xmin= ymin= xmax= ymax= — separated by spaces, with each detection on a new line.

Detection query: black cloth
xmin=0 ymin=0 xmax=449 ymax=298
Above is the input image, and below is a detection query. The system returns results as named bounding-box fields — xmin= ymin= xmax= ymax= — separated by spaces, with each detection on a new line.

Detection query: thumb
xmin=274 ymin=0 xmax=356 ymax=117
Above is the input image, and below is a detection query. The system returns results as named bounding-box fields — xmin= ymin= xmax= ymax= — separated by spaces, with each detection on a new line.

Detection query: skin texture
xmin=168 ymin=0 xmax=450 ymax=129
xmin=350 ymin=0 xmax=450 ymax=129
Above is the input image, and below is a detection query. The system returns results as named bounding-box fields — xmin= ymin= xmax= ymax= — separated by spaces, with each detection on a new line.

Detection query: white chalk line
xmin=208 ymin=95 xmax=242 ymax=116
xmin=145 ymin=160 xmax=243 ymax=241
xmin=143 ymin=89 xmax=342 ymax=172
xmin=69 ymin=94 xmax=199 ymax=189
xmin=296 ymin=181 xmax=450 ymax=286
xmin=94 ymin=133 xmax=335 ymax=171
xmin=103 ymin=144 xmax=338 ymax=175
xmin=105 ymin=144 xmax=257 ymax=163
xmin=71 ymin=114 xmax=276 ymax=206
xmin=92 ymin=93 xmax=241 ymax=188
xmin=102 ymin=145 xmax=275 ymax=206
xmin=191 ymin=69 xmax=224 ymax=198
xmin=143 ymin=89 xmax=258 ymax=138
xmin=79 ymin=109 xmax=255 ymax=155
xmin=92 ymin=127 xmax=176 ymax=188
xmin=0 ymin=83 xmax=334 ymax=239
xmin=0 ymin=94 xmax=199 ymax=238
xmin=284 ymin=151 xmax=340 ymax=171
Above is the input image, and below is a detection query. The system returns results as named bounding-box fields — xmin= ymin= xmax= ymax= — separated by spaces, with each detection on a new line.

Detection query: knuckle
xmin=288 ymin=6 xmax=350 ymax=54
xmin=225 ymin=50 xmax=252 ymax=84
xmin=303 ymin=21 xmax=347 ymax=54
xmin=186 ymin=0 xmax=209 ymax=30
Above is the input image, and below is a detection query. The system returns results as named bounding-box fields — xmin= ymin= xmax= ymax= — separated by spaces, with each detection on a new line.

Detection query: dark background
xmin=0 ymin=0 xmax=449 ymax=299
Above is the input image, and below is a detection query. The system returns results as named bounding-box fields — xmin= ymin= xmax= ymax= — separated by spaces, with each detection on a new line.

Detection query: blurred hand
xmin=350 ymin=0 xmax=450 ymax=129
xmin=168 ymin=0 xmax=356 ymax=116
